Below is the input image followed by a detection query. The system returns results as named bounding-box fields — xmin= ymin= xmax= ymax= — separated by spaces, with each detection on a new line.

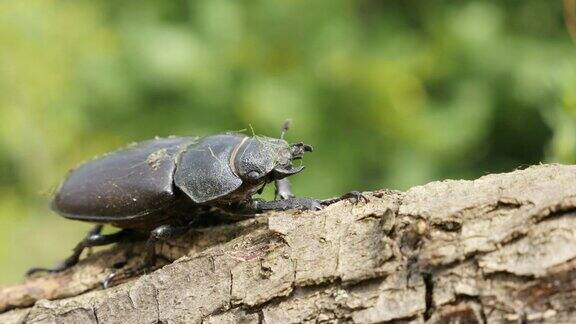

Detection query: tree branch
xmin=2 ymin=164 xmax=576 ymax=323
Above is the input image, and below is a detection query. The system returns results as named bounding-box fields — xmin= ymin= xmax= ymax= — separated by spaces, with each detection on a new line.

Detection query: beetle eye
xmin=246 ymin=170 xmax=260 ymax=180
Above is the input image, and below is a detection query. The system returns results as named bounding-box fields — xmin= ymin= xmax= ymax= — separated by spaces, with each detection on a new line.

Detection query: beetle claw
xmin=293 ymin=198 xmax=323 ymax=211
xmin=321 ymin=191 xmax=370 ymax=206
xmin=102 ymin=265 xmax=149 ymax=288
xmin=345 ymin=191 xmax=370 ymax=204
xmin=309 ymin=199 xmax=323 ymax=211
xmin=26 ymin=262 xmax=68 ymax=277
xmin=102 ymin=272 xmax=117 ymax=289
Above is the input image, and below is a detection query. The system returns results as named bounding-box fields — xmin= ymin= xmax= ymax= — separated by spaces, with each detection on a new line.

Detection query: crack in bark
xmin=152 ymin=284 xmax=161 ymax=324
xmin=382 ymin=314 xmax=421 ymax=323
xmin=257 ymin=310 xmax=264 ymax=324
xmin=478 ymin=301 xmax=488 ymax=324
xmin=228 ymin=269 xmax=234 ymax=309
xmin=423 ymin=272 xmax=434 ymax=320
xmin=432 ymin=296 xmax=487 ymax=324
xmin=92 ymin=307 xmax=100 ymax=324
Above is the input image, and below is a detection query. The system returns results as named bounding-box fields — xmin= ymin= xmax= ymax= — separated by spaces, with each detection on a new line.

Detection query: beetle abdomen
xmin=52 ymin=137 xmax=196 ymax=223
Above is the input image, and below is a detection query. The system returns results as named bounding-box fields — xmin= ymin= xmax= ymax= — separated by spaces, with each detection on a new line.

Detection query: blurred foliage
xmin=0 ymin=0 xmax=575 ymax=284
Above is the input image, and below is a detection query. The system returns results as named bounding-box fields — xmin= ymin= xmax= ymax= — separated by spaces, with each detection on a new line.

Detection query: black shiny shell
xmin=52 ymin=137 xmax=195 ymax=223
xmin=174 ymin=134 xmax=246 ymax=203
xmin=234 ymin=137 xmax=288 ymax=181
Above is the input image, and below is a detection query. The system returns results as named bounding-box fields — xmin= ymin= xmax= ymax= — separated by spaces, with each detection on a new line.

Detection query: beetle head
xmin=233 ymin=136 xmax=312 ymax=184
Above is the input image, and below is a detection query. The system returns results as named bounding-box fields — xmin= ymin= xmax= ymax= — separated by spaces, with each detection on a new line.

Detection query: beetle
xmin=27 ymin=122 xmax=326 ymax=287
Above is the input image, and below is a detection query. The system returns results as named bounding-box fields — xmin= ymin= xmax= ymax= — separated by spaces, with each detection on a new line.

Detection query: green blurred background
xmin=1 ymin=0 xmax=575 ymax=284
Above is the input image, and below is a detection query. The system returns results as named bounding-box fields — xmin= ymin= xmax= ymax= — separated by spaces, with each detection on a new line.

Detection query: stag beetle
xmin=27 ymin=122 xmax=339 ymax=287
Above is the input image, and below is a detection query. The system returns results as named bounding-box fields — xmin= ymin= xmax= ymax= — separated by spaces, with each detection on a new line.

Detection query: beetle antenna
xmin=280 ymin=119 xmax=292 ymax=139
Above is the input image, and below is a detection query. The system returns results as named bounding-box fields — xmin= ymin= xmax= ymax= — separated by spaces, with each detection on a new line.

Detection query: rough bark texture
xmin=2 ymin=164 xmax=576 ymax=323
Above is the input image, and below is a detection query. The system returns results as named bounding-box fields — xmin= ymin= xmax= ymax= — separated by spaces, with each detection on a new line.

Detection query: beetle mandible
xmin=27 ymin=122 xmax=324 ymax=287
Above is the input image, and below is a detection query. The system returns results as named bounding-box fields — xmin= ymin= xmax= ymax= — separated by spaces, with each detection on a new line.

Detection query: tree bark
xmin=2 ymin=164 xmax=576 ymax=323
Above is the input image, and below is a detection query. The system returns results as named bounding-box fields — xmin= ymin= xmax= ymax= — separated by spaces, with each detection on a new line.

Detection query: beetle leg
xmin=240 ymin=197 xmax=323 ymax=212
xmin=85 ymin=224 xmax=104 ymax=256
xmin=88 ymin=224 xmax=104 ymax=236
xmin=144 ymin=224 xmax=191 ymax=266
xmin=275 ymin=178 xmax=294 ymax=200
xmin=26 ymin=225 xmax=132 ymax=276
xmin=103 ymin=224 xmax=191 ymax=288
xmin=321 ymin=191 xmax=370 ymax=206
